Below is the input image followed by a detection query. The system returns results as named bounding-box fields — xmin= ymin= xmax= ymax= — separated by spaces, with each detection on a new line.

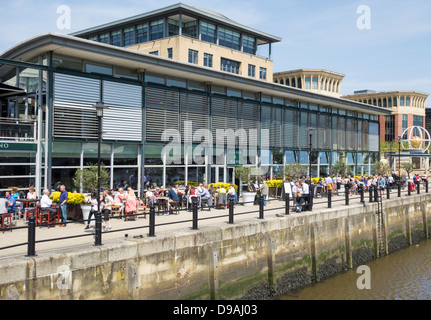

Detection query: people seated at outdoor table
xmin=167 ymin=185 xmax=180 ymax=214
xmin=198 ymin=185 xmax=211 ymax=206
xmin=113 ymin=187 xmax=126 ymax=210
xmin=4 ymin=191 xmax=16 ymax=213
xmin=11 ymin=187 xmax=22 ymax=214
xmin=26 ymin=186 xmax=37 ymax=200
xmin=40 ymin=189 xmax=58 ymax=223
xmin=190 ymin=185 xmax=197 ymax=196
xmin=159 ymin=186 xmax=167 ymax=197
xmin=217 ymin=185 xmax=226 ymax=193
xmin=145 ymin=187 xmax=155 ymax=205
xmin=227 ymin=184 xmax=237 ymax=203
xmin=0 ymin=196 xmax=9 ymax=225
xmin=125 ymin=188 xmax=138 ymax=216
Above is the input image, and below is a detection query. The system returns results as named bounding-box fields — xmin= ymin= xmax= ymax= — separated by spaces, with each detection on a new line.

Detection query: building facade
xmin=0 ymin=4 xmax=390 ymax=196
xmin=273 ymin=69 xmax=345 ymax=98
xmin=343 ymin=90 xmax=429 ymax=142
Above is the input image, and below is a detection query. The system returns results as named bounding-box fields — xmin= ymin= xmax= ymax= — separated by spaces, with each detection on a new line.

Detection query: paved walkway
xmin=0 ymin=189 xmax=410 ymax=260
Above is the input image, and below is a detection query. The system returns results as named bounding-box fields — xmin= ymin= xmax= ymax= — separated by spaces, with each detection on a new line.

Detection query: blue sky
xmin=1 ymin=0 xmax=430 ymax=107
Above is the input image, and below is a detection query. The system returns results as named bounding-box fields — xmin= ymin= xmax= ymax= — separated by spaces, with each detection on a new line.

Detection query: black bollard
xmin=417 ymin=181 xmax=420 ymax=194
xmin=309 ymin=185 xmax=314 ymax=211
xmin=426 ymin=180 xmax=429 ymax=193
xmin=229 ymin=198 xmax=234 ymax=224
xmin=398 ymin=182 xmax=401 ymax=197
xmin=369 ymin=185 xmax=373 ymax=203
xmin=386 ymin=185 xmax=390 ymax=199
xmin=26 ymin=215 xmax=36 ymax=257
xmin=374 ymin=185 xmax=379 ymax=202
xmin=285 ymin=194 xmax=290 ymax=215
xmin=95 ymin=211 xmax=102 ymax=246
xmin=259 ymin=196 xmax=264 ymax=219
xmin=328 ymin=190 xmax=332 ymax=208
xmin=149 ymin=205 xmax=155 ymax=237
xmin=408 ymin=182 xmax=411 ymax=196
xmin=360 ymin=185 xmax=364 ymax=204
xmin=345 ymin=186 xmax=349 ymax=206
xmin=192 ymin=201 xmax=198 ymax=229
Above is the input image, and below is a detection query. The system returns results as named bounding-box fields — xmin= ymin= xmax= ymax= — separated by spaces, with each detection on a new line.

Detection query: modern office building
xmin=273 ymin=69 xmax=345 ymax=98
xmin=0 ymin=3 xmax=390 ymax=196
xmin=343 ymin=90 xmax=429 ymax=142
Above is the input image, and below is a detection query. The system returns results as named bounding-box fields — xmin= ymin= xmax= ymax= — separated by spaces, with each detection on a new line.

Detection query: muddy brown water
xmin=281 ymin=240 xmax=431 ymax=300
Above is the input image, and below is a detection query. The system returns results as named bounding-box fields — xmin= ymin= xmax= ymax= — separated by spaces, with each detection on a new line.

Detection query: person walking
xmin=59 ymin=185 xmax=68 ymax=227
xmin=260 ymin=180 xmax=269 ymax=206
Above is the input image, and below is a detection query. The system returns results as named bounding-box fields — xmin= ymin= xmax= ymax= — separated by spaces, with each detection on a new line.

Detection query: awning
xmin=0 ymin=83 xmax=26 ymax=98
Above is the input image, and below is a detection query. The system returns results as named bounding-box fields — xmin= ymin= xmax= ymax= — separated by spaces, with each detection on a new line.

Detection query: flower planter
xmin=242 ymin=191 xmax=257 ymax=206
xmin=81 ymin=204 xmax=94 ymax=226
xmin=66 ymin=204 xmax=83 ymax=220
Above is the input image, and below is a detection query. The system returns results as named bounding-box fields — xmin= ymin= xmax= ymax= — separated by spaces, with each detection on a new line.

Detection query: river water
xmin=281 ymin=240 xmax=431 ymax=300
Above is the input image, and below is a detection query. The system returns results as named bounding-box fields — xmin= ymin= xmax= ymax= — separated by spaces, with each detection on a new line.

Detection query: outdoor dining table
xmin=16 ymin=198 xmax=40 ymax=223
xmin=154 ymin=196 xmax=170 ymax=214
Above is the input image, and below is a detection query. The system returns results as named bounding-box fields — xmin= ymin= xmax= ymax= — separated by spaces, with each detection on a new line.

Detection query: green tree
xmin=373 ymin=161 xmax=390 ymax=176
xmin=401 ymin=162 xmax=414 ymax=178
xmin=284 ymin=163 xmax=307 ymax=180
xmin=73 ymin=163 xmax=110 ymax=193
xmin=329 ymin=160 xmax=349 ymax=176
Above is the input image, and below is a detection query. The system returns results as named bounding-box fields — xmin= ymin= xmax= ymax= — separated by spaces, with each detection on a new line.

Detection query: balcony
xmin=0 ymin=117 xmax=37 ymax=142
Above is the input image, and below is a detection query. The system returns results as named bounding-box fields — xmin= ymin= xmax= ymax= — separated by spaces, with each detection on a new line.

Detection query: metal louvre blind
xmin=54 ymin=73 xmax=100 ymax=103
xmin=211 ymin=97 xmax=237 ymax=142
xmin=102 ymin=81 xmax=142 ymax=141
xmin=145 ymin=87 xmax=179 ymax=142
xmin=180 ymin=92 xmax=209 ymax=141
xmin=53 ymin=101 xmax=98 ymax=139
xmin=346 ymin=118 xmax=357 ymax=151
xmin=237 ymin=101 xmax=259 ymax=146
xmin=362 ymin=121 xmax=369 ymax=151
xmin=298 ymin=112 xmax=309 ymax=149
xmin=337 ymin=117 xmax=346 ymax=150
xmin=283 ymin=108 xmax=298 ymax=148
xmin=53 ymin=73 xmax=100 ymax=139
xmin=261 ymin=105 xmax=282 ymax=148
xmin=317 ymin=114 xmax=331 ymax=149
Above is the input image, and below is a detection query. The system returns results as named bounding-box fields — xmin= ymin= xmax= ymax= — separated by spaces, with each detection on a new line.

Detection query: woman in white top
xmin=27 ymin=186 xmax=37 ymax=200
xmin=102 ymin=190 xmax=113 ymax=231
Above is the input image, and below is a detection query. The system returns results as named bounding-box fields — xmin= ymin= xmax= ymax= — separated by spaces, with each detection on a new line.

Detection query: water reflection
xmin=282 ymin=240 xmax=431 ymax=300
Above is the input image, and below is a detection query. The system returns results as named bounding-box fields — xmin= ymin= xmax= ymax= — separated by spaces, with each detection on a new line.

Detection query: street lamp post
xmin=397 ymin=136 xmax=402 ymax=197
xmin=307 ymin=127 xmax=315 ymax=178
xmin=93 ymin=102 xmax=107 ymax=246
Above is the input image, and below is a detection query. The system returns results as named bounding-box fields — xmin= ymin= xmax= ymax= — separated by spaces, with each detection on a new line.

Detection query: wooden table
xmin=16 ymin=198 xmax=40 ymax=223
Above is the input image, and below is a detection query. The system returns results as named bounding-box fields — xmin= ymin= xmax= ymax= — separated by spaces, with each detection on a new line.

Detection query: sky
xmin=1 ymin=0 xmax=430 ymax=107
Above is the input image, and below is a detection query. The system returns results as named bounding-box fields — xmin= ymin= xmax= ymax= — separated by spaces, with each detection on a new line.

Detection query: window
xmin=220 ymin=58 xmax=240 ymax=74
xmin=149 ymin=51 xmax=159 ymax=56
xmin=167 ymin=48 xmax=173 ymax=59
xmin=248 ymin=64 xmax=255 ymax=77
xmin=259 ymin=67 xmax=267 ymax=80
xmin=137 ymin=24 xmax=148 ymax=43
xmin=413 ymin=115 xmax=423 ymax=127
xmin=242 ymin=35 xmax=255 ymax=54
xmin=150 ymin=19 xmax=164 ymax=40
xmin=111 ymin=30 xmax=122 ymax=46
xmin=188 ymin=49 xmax=198 ymax=64
xmin=218 ymin=27 xmax=240 ymax=50
xmin=183 ymin=21 xmax=198 ymax=39
xmin=312 ymin=77 xmax=318 ymax=89
xmin=402 ymin=114 xmax=408 ymax=133
xmin=168 ymin=19 xmax=179 ymax=36
xmin=385 ymin=115 xmax=395 ymax=141
xmin=400 ymin=97 xmax=405 ymax=106
xmin=123 ymin=27 xmax=135 ymax=46
xmin=99 ymin=33 xmax=110 ymax=44
xmin=304 ymin=77 xmax=311 ymax=89
xmin=203 ymin=53 xmax=213 ymax=67
xmin=406 ymin=97 xmax=411 ymax=106
xmin=201 ymin=21 xmax=216 ymax=43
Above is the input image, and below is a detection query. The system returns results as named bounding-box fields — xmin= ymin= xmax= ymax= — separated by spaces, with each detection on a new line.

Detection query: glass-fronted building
xmin=0 ymin=5 xmax=391 ymax=196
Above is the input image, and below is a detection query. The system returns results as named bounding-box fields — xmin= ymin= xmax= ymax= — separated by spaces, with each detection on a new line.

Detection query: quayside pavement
xmin=0 ymin=189 xmax=407 ymax=260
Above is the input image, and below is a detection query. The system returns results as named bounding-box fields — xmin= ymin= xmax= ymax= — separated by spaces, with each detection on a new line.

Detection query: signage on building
xmin=0 ymin=143 xmax=37 ymax=151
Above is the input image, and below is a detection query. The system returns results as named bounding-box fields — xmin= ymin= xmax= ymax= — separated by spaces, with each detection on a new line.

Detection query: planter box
xmin=66 ymin=204 xmax=83 ymax=220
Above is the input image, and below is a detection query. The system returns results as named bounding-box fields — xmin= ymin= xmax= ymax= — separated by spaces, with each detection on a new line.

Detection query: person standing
xmin=260 ymin=180 xmax=269 ymax=206
xmin=59 ymin=185 xmax=68 ymax=227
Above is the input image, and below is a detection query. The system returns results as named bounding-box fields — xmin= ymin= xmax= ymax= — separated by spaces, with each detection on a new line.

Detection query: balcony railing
xmin=0 ymin=117 xmax=37 ymax=142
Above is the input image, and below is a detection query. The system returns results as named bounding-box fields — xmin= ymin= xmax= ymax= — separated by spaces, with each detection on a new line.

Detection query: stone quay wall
xmin=1 ymin=193 xmax=430 ymax=300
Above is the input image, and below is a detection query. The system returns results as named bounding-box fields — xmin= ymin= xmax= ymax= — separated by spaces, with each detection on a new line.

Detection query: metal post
xmin=26 ymin=216 xmax=36 ymax=257
xmin=192 ymin=201 xmax=198 ymax=229
xmin=417 ymin=181 xmax=420 ymax=194
xmin=360 ymin=185 xmax=364 ymax=204
xmin=398 ymin=181 xmax=401 ymax=197
xmin=345 ymin=186 xmax=349 ymax=206
xmin=228 ymin=198 xmax=234 ymax=224
xmin=259 ymin=196 xmax=264 ymax=219
xmin=328 ymin=190 xmax=332 ymax=208
xmin=95 ymin=211 xmax=102 ymax=246
xmin=386 ymin=184 xmax=390 ymax=200
xmin=426 ymin=180 xmax=429 ymax=193
xmin=369 ymin=185 xmax=373 ymax=203
xmin=149 ymin=205 xmax=155 ymax=237
xmin=408 ymin=182 xmax=411 ymax=196
xmin=309 ymin=184 xmax=314 ymax=211
xmin=374 ymin=185 xmax=379 ymax=202
xmin=285 ymin=194 xmax=290 ymax=215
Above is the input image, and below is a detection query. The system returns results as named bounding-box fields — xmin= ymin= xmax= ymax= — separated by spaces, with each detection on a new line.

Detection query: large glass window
xmin=248 ymin=64 xmax=255 ymax=77
xmin=52 ymin=142 xmax=81 ymax=167
xmin=111 ymin=30 xmax=122 ymax=46
xmin=218 ymin=27 xmax=240 ymax=50
xmin=99 ymin=33 xmax=110 ymax=44
xmin=221 ymin=58 xmax=240 ymax=74
xmin=312 ymin=77 xmax=318 ymax=89
xmin=304 ymin=77 xmax=311 ymax=89
xmin=201 ymin=21 xmax=216 ymax=43
xmin=242 ymin=35 xmax=256 ymax=54
xmin=150 ymin=19 xmax=164 ymax=40
xmin=137 ymin=24 xmax=148 ymax=43
xmin=114 ymin=144 xmax=138 ymax=166
xmin=183 ymin=21 xmax=198 ymax=39
xmin=188 ymin=49 xmax=198 ymax=64
xmin=402 ymin=115 xmax=408 ymax=133
xmin=203 ymin=53 xmax=213 ymax=67
xmin=168 ymin=19 xmax=179 ymax=36
xmin=123 ymin=27 xmax=135 ymax=46
xmin=259 ymin=67 xmax=267 ymax=80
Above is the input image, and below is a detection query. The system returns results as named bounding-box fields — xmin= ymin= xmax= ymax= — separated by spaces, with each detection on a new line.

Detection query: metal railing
xmin=0 ymin=117 xmax=37 ymax=142
xmin=0 ymin=180 xmax=428 ymax=258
